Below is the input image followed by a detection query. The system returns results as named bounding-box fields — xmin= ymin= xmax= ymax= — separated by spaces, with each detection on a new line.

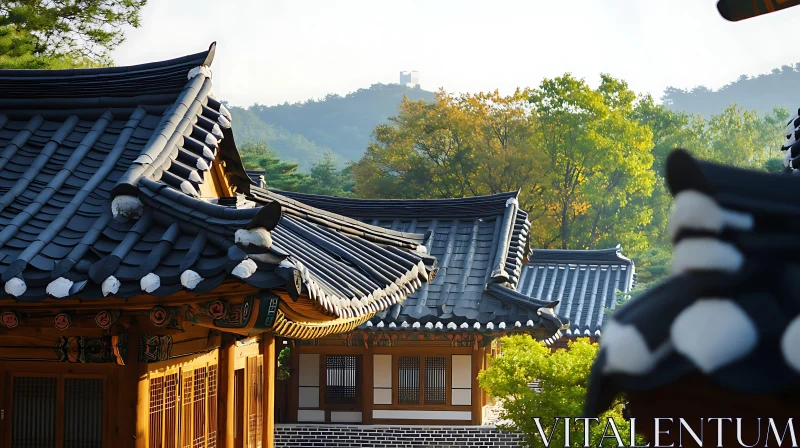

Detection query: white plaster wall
xmin=298 ymin=386 xmax=319 ymax=408
xmin=372 ymin=410 xmax=471 ymax=420
xmin=451 ymin=355 xmax=472 ymax=389
xmin=373 ymin=388 xmax=392 ymax=405
xmin=299 ymin=354 xmax=319 ymax=387
xmin=451 ymin=388 xmax=471 ymax=406
xmin=373 ymin=354 xmax=392 ymax=387
xmin=331 ymin=411 xmax=363 ymax=423
xmin=297 ymin=410 xmax=325 ymax=422
xmin=373 ymin=353 xmax=393 ymax=404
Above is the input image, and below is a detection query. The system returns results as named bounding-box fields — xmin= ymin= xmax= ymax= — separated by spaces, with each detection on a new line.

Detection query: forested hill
xmin=663 ymin=63 xmax=800 ymax=117
xmin=229 ymin=83 xmax=436 ymax=170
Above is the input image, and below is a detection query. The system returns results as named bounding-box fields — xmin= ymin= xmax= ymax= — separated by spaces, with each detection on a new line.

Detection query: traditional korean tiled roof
xmin=518 ymin=246 xmax=635 ymax=337
xmin=273 ymin=191 xmax=568 ymax=337
xmin=0 ymin=44 xmax=433 ymax=322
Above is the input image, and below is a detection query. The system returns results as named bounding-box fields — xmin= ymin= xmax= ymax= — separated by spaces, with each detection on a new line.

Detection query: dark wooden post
xmin=118 ymin=318 xmax=141 ymax=448
xmin=219 ymin=333 xmax=236 ymax=448
xmin=362 ymin=345 xmax=373 ymax=424
xmin=134 ymin=323 xmax=148 ymax=448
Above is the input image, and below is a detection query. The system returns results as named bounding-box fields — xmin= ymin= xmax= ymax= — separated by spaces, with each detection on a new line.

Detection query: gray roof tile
xmin=0 ymin=45 xmax=434 ymax=321
xmin=519 ymin=246 xmax=635 ymax=336
xmin=272 ymin=190 xmax=567 ymax=335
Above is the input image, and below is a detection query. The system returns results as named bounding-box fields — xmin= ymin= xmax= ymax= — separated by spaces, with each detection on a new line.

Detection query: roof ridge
xmin=0 ymin=44 xmax=216 ymax=109
xmin=531 ymin=246 xmax=622 ymax=254
xmin=0 ymin=43 xmax=215 ymax=79
xmin=271 ymin=190 xmax=520 ymax=219
xmin=251 ymin=188 xmax=430 ymax=251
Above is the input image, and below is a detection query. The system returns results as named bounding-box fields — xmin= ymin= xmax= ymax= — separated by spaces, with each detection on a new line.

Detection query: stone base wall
xmin=275 ymin=424 xmax=524 ymax=448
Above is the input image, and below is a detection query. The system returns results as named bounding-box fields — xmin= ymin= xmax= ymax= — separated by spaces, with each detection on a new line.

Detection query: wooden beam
xmin=212 ymin=156 xmax=235 ymax=197
xmin=219 ymin=333 xmax=236 ymax=448
xmin=262 ymin=334 xmax=276 ymax=448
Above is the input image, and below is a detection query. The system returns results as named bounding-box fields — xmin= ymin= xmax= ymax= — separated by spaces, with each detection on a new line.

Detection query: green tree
xmin=352 ymin=89 xmax=543 ymax=201
xmin=239 ymin=142 xmax=355 ymax=197
xmin=697 ymin=104 xmax=786 ymax=169
xmin=628 ymin=100 xmax=787 ymax=290
xmin=228 ymin=105 xmax=335 ymax=171
xmin=528 ymin=74 xmax=655 ymax=252
xmin=238 ymin=141 xmax=311 ymax=192
xmin=353 ymin=77 xmax=656 ymax=253
xmin=302 ymin=153 xmax=354 ymax=197
xmin=479 ymin=336 xmax=635 ymax=447
xmin=0 ymin=0 xmax=146 ymax=69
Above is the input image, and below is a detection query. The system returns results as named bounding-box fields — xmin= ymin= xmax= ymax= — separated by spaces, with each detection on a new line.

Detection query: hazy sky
xmin=112 ymin=0 xmax=800 ymax=107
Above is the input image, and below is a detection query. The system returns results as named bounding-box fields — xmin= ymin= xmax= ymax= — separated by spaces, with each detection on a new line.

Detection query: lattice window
xmin=9 ymin=375 xmax=106 ymax=448
xmin=149 ymin=376 xmax=165 ymax=448
xmin=193 ymin=367 xmax=208 ymax=448
xmin=181 ymin=372 xmax=194 ymax=448
xmin=163 ymin=373 xmax=179 ymax=448
xmin=325 ymin=356 xmax=358 ymax=404
xmin=397 ymin=357 xmax=420 ymax=405
xmin=11 ymin=376 xmax=57 ymax=448
xmin=64 ymin=378 xmax=104 ymax=448
xmin=424 ymin=357 xmax=447 ymax=405
xmin=233 ymin=369 xmax=245 ymax=445
xmin=148 ymin=359 xmax=217 ymax=448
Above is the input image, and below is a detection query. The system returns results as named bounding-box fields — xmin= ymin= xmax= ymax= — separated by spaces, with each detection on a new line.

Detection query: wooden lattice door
xmin=148 ymin=370 xmax=180 ymax=448
xmin=5 ymin=373 xmax=106 ymax=448
xmin=147 ymin=358 xmax=219 ymax=448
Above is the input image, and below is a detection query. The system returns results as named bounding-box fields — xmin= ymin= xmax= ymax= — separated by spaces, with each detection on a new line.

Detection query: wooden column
xmin=471 ymin=347 xmax=484 ymax=425
xmin=135 ymin=330 xmax=149 ymax=448
xmin=119 ymin=319 xmax=142 ymax=448
xmin=361 ymin=346 xmax=373 ymax=424
xmin=219 ymin=333 xmax=237 ymax=448
xmin=262 ymin=334 xmax=276 ymax=448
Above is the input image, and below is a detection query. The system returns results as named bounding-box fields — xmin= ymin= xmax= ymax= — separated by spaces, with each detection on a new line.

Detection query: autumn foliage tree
xmin=351 ymin=89 xmax=544 ymax=200
xmin=352 ymin=75 xmax=656 ymax=253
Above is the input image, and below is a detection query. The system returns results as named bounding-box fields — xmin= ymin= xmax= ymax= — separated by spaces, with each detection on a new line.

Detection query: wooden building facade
xmin=0 ymin=45 xmax=436 ymax=448
xmin=272 ymin=192 xmax=570 ymax=425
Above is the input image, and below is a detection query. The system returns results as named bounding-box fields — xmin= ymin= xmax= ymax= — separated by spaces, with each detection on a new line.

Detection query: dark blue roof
xmin=519 ymin=246 xmax=635 ymax=336
xmin=0 ymin=45 xmax=433 ymax=320
xmin=274 ymin=191 xmax=567 ymax=336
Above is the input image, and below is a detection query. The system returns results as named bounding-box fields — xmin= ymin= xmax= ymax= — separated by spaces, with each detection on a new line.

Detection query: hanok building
xmin=0 ymin=44 xmax=436 ymax=448
xmin=271 ymin=191 xmax=568 ymax=426
xmin=517 ymin=246 xmax=635 ymax=342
